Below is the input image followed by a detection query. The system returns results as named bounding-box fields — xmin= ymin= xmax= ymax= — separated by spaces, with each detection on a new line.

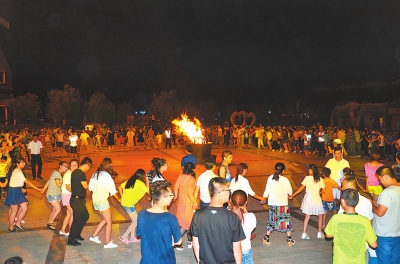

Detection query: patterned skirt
xmin=266 ymin=205 xmax=293 ymax=233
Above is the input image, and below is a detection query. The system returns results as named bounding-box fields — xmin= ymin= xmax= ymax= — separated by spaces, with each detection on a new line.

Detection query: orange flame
xmin=172 ymin=114 xmax=204 ymax=144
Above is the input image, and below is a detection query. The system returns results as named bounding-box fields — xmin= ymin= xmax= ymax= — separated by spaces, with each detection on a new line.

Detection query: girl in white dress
xmin=290 ymin=164 xmax=325 ymax=240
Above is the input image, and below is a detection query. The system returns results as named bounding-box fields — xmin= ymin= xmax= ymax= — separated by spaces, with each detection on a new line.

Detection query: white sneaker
xmin=104 ymin=241 xmax=118 ymax=249
xmin=301 ymin=233 xmax=310 ymax=240
xmin=187 ymin=241 xmax=192 ymax=248
xmin=89 ymin=236 xmax=101 ymax=244
xmin=59 ymin=231 xmax=69 ymax=236
xmin=317 ymin=232 xmax=325 ymax=239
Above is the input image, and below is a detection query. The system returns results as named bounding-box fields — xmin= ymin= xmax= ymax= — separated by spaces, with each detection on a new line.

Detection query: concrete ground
xmin=0 ymin=146 xmax=391 ymax=263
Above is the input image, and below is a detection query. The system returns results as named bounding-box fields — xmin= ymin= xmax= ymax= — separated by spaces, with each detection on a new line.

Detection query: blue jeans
xmin=242 ymin=249 xmax=254 ymax=264
xmin=376 ymin=236 xmax=400 ymax=264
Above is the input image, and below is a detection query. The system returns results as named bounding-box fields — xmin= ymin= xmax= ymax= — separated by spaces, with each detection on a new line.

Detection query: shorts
xmin=294 ymin=140 xmax=300 ymax=146
xmin=303 ymin=144 xmax=310 ymax=150
xmin=368 ymin=185 xmax=383 ymax=195
xmin=122 ymin=206 xmax=136 ymax=214
xmin=70 ymin=146 xmax=77 ymax=153
xmin=322 ymin=201 xmax=337 ymax=211
xmin=61 ymin=193 xmax=71 ymax=206
xmin=56 ymin=142 xmax=63 ymax=147
xmin=47 ymin=194 xmax=61 ymax=203
xmin=93 ymin=199 xmax=110 ymax=211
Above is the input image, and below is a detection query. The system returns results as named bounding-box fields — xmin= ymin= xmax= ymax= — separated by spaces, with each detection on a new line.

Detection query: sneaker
xmin=15 ymin=218 xmax=25 ymax=224
xmin=271 ymin=149 xmax=275 ymax=152
xmin=317 ymin=232 xmax=325 ymax=239
xmin=89 ymin=236 xmax=101 ymax=244
xmin=104 ymin=241 xmax=118 ymax=249
xmin=119 ymin=236 xmax=129 ymax=245
xmin=174 ymin=244 xmax=184 ymax=250
xmin=301 ymin=233 xmax=310 ymax=240
xmin=187 ymin=241 xmax=192 ymax=248
xmin=293 ymin=151 xmax=296 ymax=153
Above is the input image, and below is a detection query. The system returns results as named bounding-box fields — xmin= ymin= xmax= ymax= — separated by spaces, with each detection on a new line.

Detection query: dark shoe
xmin=15 ymin=225 xmax=25 ymax=231
xmin=76 ymin=235 xmax=85 ymax=241
xmin=37 ymin=176 xmax=43 ymax=180
xmin=47 ymin=223 xmax=55 ymax=230
xmin=67 ymin=240 xmax=81 ymax=246
xmin=8 ymin=228 xmax=15 ymax=233
xmin=32 ymin=177 xmax=36 ymax=180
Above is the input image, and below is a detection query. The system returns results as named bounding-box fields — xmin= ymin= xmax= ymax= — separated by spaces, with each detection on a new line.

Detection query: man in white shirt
xmin=325 ymin=147 xmax=350 ymax=200
xmin=28 ymin=134 xmax=43 ymax=180
xmin=194 ymin=158 xmax=218 ymax=209
xmin=69 ymin=131 xmax=79 ymax=159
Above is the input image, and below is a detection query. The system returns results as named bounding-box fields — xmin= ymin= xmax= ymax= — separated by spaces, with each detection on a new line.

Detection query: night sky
xmin=1 ymin=0 xmax=400 ymax=109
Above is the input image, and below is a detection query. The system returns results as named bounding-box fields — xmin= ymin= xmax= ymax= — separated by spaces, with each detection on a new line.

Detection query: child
xmin=155 ymin=132 xmax=162 ymax=149
xmin=342 ymin=167 xmax=366 ymax=193
xmin=290 ymin=164 xmax=325 ymax=240
xmin=320 ymin=167 xmax=340 ymax=229
xmin=325 ymin=189 xmax=377 ymax=264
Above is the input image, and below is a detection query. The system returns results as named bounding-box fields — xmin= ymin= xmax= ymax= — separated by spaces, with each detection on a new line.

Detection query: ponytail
xmin=273 ymin=162 xmax=285 ymax=181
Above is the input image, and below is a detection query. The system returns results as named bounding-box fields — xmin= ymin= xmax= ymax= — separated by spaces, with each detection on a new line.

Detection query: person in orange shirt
xmin=320 ymin=167 xmax=341 ymax=229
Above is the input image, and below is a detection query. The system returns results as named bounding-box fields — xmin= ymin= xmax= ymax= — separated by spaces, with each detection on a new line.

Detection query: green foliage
xmin=46 ymin=84 xmax=81 ymax=125
xmin=4 ymin=93 xmax=42 ymax=123
xmin=86 ymin=92 xmax=115 ymax=125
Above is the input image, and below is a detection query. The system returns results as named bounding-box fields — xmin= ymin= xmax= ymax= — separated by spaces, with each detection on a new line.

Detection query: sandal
xmin=287 ymin=238 xmax=295 ymax=246
xmin=47 ymin=223 xmax=55 ymax=230
xmin=15 ymin=225 xmax=25 ymax=231
xmin=263 ymin=235 xmax=271 ymax=245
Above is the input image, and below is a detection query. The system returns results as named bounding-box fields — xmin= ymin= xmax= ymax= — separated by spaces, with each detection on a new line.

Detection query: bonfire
xmin=171 ymin=114 xmax=205 ymax=144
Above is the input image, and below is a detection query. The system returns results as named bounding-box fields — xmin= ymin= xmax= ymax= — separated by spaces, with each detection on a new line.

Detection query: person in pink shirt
xmin=365 ymin=151 xmax=384 ymax=203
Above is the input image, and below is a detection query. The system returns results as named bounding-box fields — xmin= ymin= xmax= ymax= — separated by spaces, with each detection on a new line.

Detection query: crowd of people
xmin=1 ymin=122 xmax=400 ymax=263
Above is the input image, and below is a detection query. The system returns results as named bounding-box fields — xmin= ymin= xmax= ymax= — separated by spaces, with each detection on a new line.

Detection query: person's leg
xmin=322 ymin=210 xmax=328 ymax=229
xmin=376 ymin=236 xmax=391 ymax=264
xmin=14 ymin=202 xmax=28 ymax=227
xmin=121 ymin=211 xmax=138 ymax=240
xmin=8 ymin=204 xmax=19 ymax=230
xmin=303 ymin=214 xmax=310 ymax=233
xmin=37 ymin=156 xmax=43 ymax=177
xmin=69 ymin=199 xmax=88 ymax=242
xmin=317 ymin=214 xmax=323 ymax=232
xmin=92 ymin=210 xmax=107 ymax=240
xmin=391 ymin=236 xmax=400 ymax=264
xmin=49 ymin=200 xmax=61 ymax=223
xmin=61 ymin=205 xmax=73 ymax=234
xmin=31 ymin=156 xmax=37 ymax=179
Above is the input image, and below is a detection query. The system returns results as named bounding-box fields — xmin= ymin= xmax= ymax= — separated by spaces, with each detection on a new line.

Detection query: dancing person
xmin=303 ymin=129 xmax=312 ymax=159
xmin=136 ymin=180 xmax=181 ymax=264
xmin=320 ymin=167 xmax=340 ymax=229
xmin=118 ymin=169 xmax=149 ymax=244
xmin=181 ymin=145 xmax=197 ymax=170
xmin=88 ymin=157 xmax=121 ymax=248
xmin=5 ymin=155 xmax=41 ymax=232
xmin=325 ymin=147 xmax=350 ymax=201
xmin=229 ymin=163 xmax=264 ymax=201
xmin=4 ymin=256 xmax=24 ymax=264
xmin=145 ymin=158 xmax=167 ymax=191
xmin=0 ymin=155 xmax=9 ymax=197
xmin=365 ymin=151 xmax=384 ymax=203
xmin=190 ymin=177 xmax=245 ymax=264
xmin=230 ymin=190 xmax=257 ymax=263
xmin=59 ymin=159 xmax=79 ymax=236
xmin=68 ymin=131 xmax=78 ymax=159
xmin=67 ymin=157 xmax=92 ymax=246
xmin=194 ymin=158 xmax=218 ymax=208
xmin=174 ymin=162 xmax=198 ymax=249
xmin=219 ymin=149 xmax=233 ymax=182
xmin=371 ymin=166 xmax=400 ymax=264
xmin=290 ymin=164 xmax=325 ymax=240
xmin=27 ymin=134 xmax=43 ymax=180
xmin=325 ymin=189 xmax=377 ymax=264
xmin=262 ymin=162 xmax=295 ymax=246
xmin=41 ymin=161 xmax=69 ymax=230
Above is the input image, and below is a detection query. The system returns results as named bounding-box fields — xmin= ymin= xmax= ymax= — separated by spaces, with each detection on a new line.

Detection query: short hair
xmin=333 ymin=147 xmax=342 ymax=153
xmin=322 ymin=167 xmax=331 ymax=177
xmin=150 ymin=180 xmax=172 ymax=202
xmin=185 ymin=145 xmax=193 ymax=153
xmin=204 ymin=158 xmax=216 ymax=170
xmin=4 ymin=256 xmax=23 ymax=264
xmin=69 ymin=159 xmax=79 ymax=166
xmin=221 ymin=150 xmax=232 ymax=160
xmin=208 ymin=177 xmax=228 ymax=197
xmin=370 ymin=151 xmax=381 ymax=161
xmin=376 ymin=166 xmax=396 ymax=180
xmin=341 ymin=188 xmax=359 ymax=207
xmin=343 ymin=167 xmax=354 ymax=176
xmin=80 ymin=157 xmax=92 ymax=166
xmin=342 ymin=176 xmax=357 ymax=189
xmin=1 ymin=155 xmax=7 ymax=161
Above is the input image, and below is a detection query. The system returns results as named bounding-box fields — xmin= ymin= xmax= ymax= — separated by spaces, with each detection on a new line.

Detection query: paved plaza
xmin=0 ymin=146 xmax=388 ymax=263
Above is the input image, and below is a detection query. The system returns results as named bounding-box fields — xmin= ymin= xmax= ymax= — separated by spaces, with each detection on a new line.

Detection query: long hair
xmin=234 ymin=163 xmax=248 ymax=182
xmin=149 ymin=158 xmax=166 ymax=177
xmin=230 ymin=190 xmax=247 ymax=224
xmin=125 ymin=169 xmax=146 ymax=189
xmin=310 ymin=165 xmax=320 ymax=183
xmin=272 ymin=163 xmax=285 ymax=181
xmin=183 ymin=162 xmax=196 ymax=178
xmin=7 ymin=155 xmax=25 ymax=180
xmin=93 ymin=157 xmax=114 ymax=179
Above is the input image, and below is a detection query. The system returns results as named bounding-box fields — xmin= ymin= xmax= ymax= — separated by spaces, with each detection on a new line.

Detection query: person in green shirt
xmin=325 ymin=188 xmax=377 ymax=264
xmin=118 ymin=168 xmax=149 ymax=244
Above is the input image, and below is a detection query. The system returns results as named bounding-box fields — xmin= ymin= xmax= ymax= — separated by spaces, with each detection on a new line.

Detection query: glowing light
xmin=172 ymin=114 xmax=204 ymax=144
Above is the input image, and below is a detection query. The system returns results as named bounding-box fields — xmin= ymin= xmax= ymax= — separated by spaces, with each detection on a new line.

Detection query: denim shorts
xmin=322 ymin=201 xmax=336 ymax=211
xmin=122 ymin=206 xmax=136 ymax=214
xmin=93 ymin=199 xmax=110 ymax=211
xmin=242 ymin=249 xmax=254 ymax=264
xmin=47 ymin=194 xmax=61 ymax=203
